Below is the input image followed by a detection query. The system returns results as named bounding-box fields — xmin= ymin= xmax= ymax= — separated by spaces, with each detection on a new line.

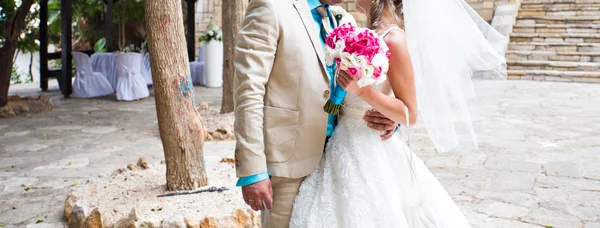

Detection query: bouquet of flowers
xmin=323 ymin=23 xmax=391 ymax=115
xmin=199 ymin=16 xmax=223 ymax=44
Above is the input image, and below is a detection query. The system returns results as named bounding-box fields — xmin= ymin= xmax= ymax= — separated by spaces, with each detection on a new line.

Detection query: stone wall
xmin=466 ymin=0 xmax=513 ymax=22
xmin=191 ymin=0 xmax=512 ymax=57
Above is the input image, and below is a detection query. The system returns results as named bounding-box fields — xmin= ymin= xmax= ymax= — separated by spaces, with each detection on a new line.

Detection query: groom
xmin=233 ymin=0 xmax=397 ymax=227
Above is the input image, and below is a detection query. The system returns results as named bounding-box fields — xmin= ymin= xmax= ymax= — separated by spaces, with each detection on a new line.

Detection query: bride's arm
xmin=339 ymin=30 xmax=417 ymax=126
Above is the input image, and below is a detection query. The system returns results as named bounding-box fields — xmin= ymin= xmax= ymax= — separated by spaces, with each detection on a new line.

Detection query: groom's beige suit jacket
xmin=234 ymin=0 xmax=332 ymax=179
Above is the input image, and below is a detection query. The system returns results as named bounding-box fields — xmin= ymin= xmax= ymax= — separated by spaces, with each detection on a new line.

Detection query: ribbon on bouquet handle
xmin=323 ymin=87 xmax=347 ymax=115
xmin=323 ymin=69 xmax=347 ymax=115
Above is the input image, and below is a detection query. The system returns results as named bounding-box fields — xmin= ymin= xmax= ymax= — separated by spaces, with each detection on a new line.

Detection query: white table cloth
xmin=141 ymin=53 xmax=153 ymax=85
xmin=90 ymin=52 xmax=118 ymax=90
xmin=190 ymin=46 xmax=206 ymax=85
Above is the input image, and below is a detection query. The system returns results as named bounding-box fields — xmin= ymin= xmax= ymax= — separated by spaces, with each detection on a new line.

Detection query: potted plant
xmin=199 ymin=16 xmax=223 ymax=88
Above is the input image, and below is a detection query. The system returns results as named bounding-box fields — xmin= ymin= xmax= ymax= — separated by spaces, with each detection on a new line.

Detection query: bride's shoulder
xmin=383 ymin=29 xmax=408 ymax=53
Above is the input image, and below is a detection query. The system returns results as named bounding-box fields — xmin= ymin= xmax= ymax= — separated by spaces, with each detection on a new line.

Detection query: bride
xmin=289 ymin=0 xmax=506 ymax=227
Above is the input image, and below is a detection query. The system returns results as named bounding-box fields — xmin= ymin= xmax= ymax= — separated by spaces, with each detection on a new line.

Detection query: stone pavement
xmin=0 ymin=80 xmax=599 ymax=228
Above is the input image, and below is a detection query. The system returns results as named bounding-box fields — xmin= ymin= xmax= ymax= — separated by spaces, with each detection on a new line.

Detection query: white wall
xmin=12 ymin=45 xmax=56 ymax=84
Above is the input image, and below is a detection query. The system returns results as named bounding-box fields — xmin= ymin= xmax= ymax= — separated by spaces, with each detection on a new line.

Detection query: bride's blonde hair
xmin=368 ymin=0 xmax=404 ymax=30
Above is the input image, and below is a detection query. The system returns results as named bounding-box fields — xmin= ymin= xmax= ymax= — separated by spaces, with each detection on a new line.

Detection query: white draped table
xmin=90 ymin=52 xmax=118 ymax=90
xmin=90 ymin=52 xmax=153 ymax=89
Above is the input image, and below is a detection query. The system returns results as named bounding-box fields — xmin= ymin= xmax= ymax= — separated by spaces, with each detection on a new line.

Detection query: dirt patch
xmin=0 ymin=95 xmax=53 ymax=118
xmin=197 ymin=103 xmax=235 ymax=141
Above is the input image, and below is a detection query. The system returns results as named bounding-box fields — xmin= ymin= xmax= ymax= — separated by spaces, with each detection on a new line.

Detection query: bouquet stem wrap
xmin=323 ymin=83 xmax=347 ymax=115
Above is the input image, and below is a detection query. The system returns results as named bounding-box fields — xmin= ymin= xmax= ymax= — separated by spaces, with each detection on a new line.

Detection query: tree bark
xmin=29 ymin=51 xmax=34 ymax=82
xmin=220 ymin=0 xmax=249 ymax=114
xmin=145 ymin=0 xmax=208 ymax=191
xmin=0 ymin=0 xmax=35 ymax=107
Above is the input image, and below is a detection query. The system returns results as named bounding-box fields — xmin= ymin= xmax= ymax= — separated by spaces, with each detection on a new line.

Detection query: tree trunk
xmin=0 ymin=0 xmax=35 ymax=107
xmin=29 ymin=51 xmax=34 ymax=82
xmin=220 ymin=0 xmax=249 ymax=114
xmin=145 ymin=0 xmax=208 ymax=191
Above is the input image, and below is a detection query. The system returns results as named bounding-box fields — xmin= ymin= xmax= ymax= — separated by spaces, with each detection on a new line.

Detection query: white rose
xmin=334 ymin=40 xmax=345 ymax=53
xmin=324 ymin=47 xmax=338 ymax=66
xmin=339 ymin=52 xmax=358 ymax=71
xmin=362 ymin=65 xmax=375 ymax=79
xmin=357 ymin=77 xmax=375 ymax=88
xmin=354 ymin=55 xmax=368 ymax=68
xmin=371 ymin=53 xmax=389 ymax=73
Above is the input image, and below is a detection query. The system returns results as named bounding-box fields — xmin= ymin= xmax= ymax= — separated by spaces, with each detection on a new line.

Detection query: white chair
xmin=190 ymin=46 xmax=206 ymax=85
xmin=141 ymin=52 xmax=153 ymax=85
xmin=115 ymin=53 xmax=149 ymax=101
xmin=71 ymin=51 xmax=114 ymax=98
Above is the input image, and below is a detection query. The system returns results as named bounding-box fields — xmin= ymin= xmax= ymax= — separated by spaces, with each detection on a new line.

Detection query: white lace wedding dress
xmin=289 ymin=77 xmax=472 ymax=227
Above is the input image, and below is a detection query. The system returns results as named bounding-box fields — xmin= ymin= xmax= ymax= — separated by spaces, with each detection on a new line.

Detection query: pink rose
xmin=326 ymin=23 xmax=355 ymax=49
xmin=373 ymin=66 xmax=382 ymax=79
xmin=343 ymin=29 xmax=382 ymax=61
xmin=346 ymin=66 xmax=360 ymax=78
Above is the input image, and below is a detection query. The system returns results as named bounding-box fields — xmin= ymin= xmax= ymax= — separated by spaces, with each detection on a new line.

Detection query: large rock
xmin=186 ymin=209 xmax=260 ymax=228
xmin=113 ymin=208 xmax=138 ymax=228
xmin=64 ymin=195 xmax=77 ymax=221
xmin=68 ymin=200 xmax=90 ymax=228
xmin=160 ymin=215 xmax=186 ymax=228
xmin=138 ymin=218 xmax=161 ymax=228
xmin=83 ymin=208 xmax=103 ymax=228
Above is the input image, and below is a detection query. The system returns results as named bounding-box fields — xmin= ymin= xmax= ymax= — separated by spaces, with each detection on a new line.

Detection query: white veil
xmin=403 ymin=0 xmax=508 ymax=153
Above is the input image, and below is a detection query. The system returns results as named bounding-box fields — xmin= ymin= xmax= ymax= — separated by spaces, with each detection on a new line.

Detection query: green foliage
xmin=10 ymin=66 xmax=22 ymax=84
xmin=94 ymin=37 xmax=106 ymax=53
xmin=0 ymin=1 xmax=37 ymax=50
xmin=113 ymin=0 xmax=145 ymax=24
xmin=19 ymin=3 xmax=40 ymax=53
xmin=0 ymin=0 xmax=18 ymax=46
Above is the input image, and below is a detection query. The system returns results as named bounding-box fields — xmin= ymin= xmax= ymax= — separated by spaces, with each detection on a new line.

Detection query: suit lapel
xmin=293 ymin=0 xmax=329 ymax=83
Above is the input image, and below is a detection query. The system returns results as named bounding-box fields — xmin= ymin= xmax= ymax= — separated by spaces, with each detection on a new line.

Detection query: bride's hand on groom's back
xmin=364 ymin=110 xmax=397 ymax=140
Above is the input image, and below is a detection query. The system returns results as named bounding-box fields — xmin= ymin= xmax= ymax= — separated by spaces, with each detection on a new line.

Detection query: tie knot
xmin=316 ymin=6 xmax=328 ymax=18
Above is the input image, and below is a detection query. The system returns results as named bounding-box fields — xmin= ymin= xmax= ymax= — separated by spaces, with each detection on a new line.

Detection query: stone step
xmin=506 ymin=50 xmax=600 ymax=62
xmin=520 ymin=3 xmax=600 ymax=9
xmin=510 ymin=33 xmax=600 ymax=43
xmin=519 ymin=9 xmax=600 ymax=17
xmin=516 ymin=15 xmax=600 ymax=24
xmin=508 ymin=42 xmax=600 ymax=52
xmin=507 ymin=60 xmax=600 ymax=71
xmin=508 ymin=70 xmax=600 ymax=82
xmin=521 ymin=0 xmax=600 ymax=4
xmin=513 ymin=24 xmax=600 ymax=34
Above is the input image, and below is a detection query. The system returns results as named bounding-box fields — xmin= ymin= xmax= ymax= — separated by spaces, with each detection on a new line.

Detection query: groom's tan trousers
xmin=261 ymin=176 xmax=305 ymax=228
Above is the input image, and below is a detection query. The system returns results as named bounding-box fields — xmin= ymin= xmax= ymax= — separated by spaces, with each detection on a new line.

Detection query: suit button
xmin=324 ymin=90 xmax=330 ymax=98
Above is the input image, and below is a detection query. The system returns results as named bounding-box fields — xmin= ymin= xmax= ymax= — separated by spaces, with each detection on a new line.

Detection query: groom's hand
xmin=364 ymin=110 xmax=397 ymax=140
xmin=242 ymin=178 xmax=273 ymax=211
